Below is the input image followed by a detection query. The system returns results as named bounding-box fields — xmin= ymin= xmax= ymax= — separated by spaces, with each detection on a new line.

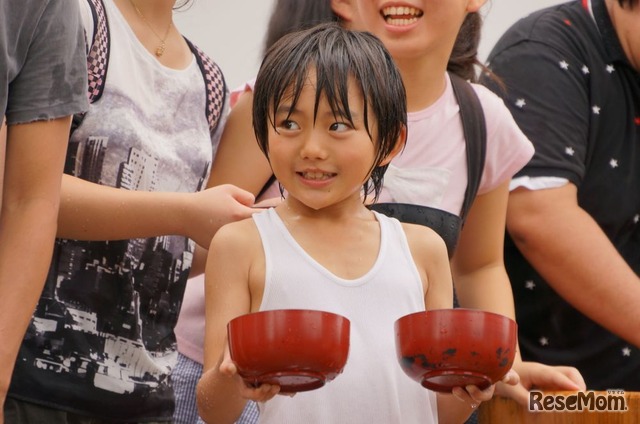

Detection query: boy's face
xmin=267 ymin=71 xmax=378 ymax=211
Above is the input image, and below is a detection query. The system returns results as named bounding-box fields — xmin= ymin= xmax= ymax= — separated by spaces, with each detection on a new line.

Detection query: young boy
xmin=196 ymin=23 xmax=494 ymax=424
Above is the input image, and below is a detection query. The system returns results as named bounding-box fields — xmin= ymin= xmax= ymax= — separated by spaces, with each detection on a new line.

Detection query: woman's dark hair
xmin=263 ymin=0 xmax=337 ymax=54
xmin=449 ymin=10 xmax=504 ymax=87
xmin=253 ymin=23 xmax=407 ymax=201
xmin=448 ymin=12 xmax=484 ymax=82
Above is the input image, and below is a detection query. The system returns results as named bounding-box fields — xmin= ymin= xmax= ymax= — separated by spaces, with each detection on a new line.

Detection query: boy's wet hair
xmin=253 ymin=22 xmax=407 ymax=201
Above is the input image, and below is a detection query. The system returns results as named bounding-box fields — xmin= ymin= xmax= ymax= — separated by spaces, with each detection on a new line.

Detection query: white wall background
xmin=174 ymin=0 xmax=566 ymax=91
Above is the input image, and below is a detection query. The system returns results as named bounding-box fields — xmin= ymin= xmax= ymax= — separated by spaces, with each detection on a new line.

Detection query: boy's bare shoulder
xmin=400 ymin=221 xmax=448 ymax=257
xmin=209 ymin=215 xmax=261 ymax=252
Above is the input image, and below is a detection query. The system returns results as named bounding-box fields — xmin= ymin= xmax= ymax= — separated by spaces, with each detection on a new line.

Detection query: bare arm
xmin=0 ymin=117 xmax=69 ymax=408
xmin=57 ymin=177 xmax=256 ymax=249
xmin=451 ymin=181 xmax=584 ymax=403
xmin=508 ymin=183 xmax=640 ymax=347
xmin=196 ymin=221 xmax=263 ymax=423
xmin=403 ymin=222 xmax=453 ymax=311
xmin=0 ymin=120 xmax=5 ymax=210
xmin=451 ymin=181 xmax=515 ymax=318
xmin=207 ymin=91 xmax=273 ymax=194
xmin=404 ymin=223 xmax=490 ymax=423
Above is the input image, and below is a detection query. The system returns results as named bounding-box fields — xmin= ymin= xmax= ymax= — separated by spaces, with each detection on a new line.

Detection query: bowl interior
xmin=228 ymin=309 xmax=350 ymax=393
xmin=395 ymin=308 xmax=517 ymax=392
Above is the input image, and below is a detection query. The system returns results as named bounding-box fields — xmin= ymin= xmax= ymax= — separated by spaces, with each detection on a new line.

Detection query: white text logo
xmin=529 ymin=390 xmax=628 ymax=412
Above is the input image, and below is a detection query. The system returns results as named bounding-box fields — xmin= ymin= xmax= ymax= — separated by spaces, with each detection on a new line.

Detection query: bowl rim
xmin=228 ymin=308 xmax=351 ymax=326
xmin=395 ymin=308 xmax=517 ymax=326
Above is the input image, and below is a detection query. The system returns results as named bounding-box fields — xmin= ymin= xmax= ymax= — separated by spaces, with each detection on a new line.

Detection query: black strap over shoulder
xmin=448 ymin=72 xmax=487 ymax=223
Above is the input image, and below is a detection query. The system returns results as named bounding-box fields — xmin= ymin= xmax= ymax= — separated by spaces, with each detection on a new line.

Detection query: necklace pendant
xmin=155 ymin=44 xmax=165 ymax=57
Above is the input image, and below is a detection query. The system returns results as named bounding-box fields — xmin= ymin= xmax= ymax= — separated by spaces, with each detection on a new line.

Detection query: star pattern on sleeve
xmin=559 ymin=60 xmax=570 ymax=70
xmin=592 ymin=105 xmax=601 ymax=114
xmin=609 ymin=159 xmax=619 ymax=168
xmin=565 ymin=146 xmax=576 ymax=156
xmin=515 ymin=98 xmax=527 ymax=108
xmin=634 ymin=214 xmax=639 ymax=224
xmin=606 ymin=64 xmax=616 ymax=73
xmin=622 ymin=347 xmax=632 ymax=357
xmin=539 ymin=337 xmax=549 ymax=346
xmin=525 ymin=280 xmax=536 ymax=290
xmin=581 ymin=65 xmax=590 ymax=75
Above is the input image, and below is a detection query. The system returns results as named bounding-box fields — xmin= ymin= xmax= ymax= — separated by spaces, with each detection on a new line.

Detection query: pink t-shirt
xmin=174 ymin=74 xmax=534 ymax=363
xmin=175 ymin=274 xmax=205 ymax=363
xmin=378 ymin=74 xmax=534 ymax=215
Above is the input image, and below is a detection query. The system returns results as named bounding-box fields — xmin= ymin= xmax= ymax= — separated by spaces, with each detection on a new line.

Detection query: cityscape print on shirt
xmin=16 ymin=79 xmax=212 ymax=401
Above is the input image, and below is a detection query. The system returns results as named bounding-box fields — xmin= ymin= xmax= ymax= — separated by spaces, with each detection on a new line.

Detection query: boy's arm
xmin=402 ymin=223 xmax=453 ymax=311
xmin=403 ymin=223 xmax=496 ymax=423
xmin=196 ymin=220 xmax=276 ymax=423
xmin=197 ymin=223 xmax=252 ymax=423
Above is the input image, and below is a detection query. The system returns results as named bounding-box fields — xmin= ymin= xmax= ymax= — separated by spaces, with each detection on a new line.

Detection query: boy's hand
xmin=451 ymin=369 xmax=519 ymax=410
xmin=451 ymin=384 xmax=493 ymax=411
xmin=219 ymin=345 xmax=281 ymax=403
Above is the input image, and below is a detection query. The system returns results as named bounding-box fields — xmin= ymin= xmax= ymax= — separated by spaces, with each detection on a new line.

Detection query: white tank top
xmin=253 ymin=208 xmax=438 ymax=424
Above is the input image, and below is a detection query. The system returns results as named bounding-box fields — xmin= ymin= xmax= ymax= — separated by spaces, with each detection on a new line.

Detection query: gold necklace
xmin=129 ymin=0 xmax=173 ymax=57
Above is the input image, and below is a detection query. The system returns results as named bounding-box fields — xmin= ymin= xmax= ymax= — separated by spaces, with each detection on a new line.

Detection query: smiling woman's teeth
xmin=382 ymin=6 xmax=422 ymax=26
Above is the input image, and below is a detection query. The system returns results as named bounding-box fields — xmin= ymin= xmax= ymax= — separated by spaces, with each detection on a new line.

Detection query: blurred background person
xmin=483 ymin=0 xmax=640 ymax=390
xmin=0 ymin=0 xmax=88 ymax=421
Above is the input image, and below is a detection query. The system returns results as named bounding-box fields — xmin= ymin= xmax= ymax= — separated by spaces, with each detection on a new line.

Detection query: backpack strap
xmin=184 ymin=38 xmax=227 ymax=135
xmin=85 ymin=0 xmax=110 ymax=104
xmin=71 ymin=0 xmax=109 ymax=134
xmin=448 ymin=72 xmax=487 ymax=223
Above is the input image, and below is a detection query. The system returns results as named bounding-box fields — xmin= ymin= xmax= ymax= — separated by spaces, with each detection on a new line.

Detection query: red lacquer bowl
xmin=395 ymin=308 xmax=517 ymax=392
xmin=228 ymin=309 xmax=350 ymax=393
